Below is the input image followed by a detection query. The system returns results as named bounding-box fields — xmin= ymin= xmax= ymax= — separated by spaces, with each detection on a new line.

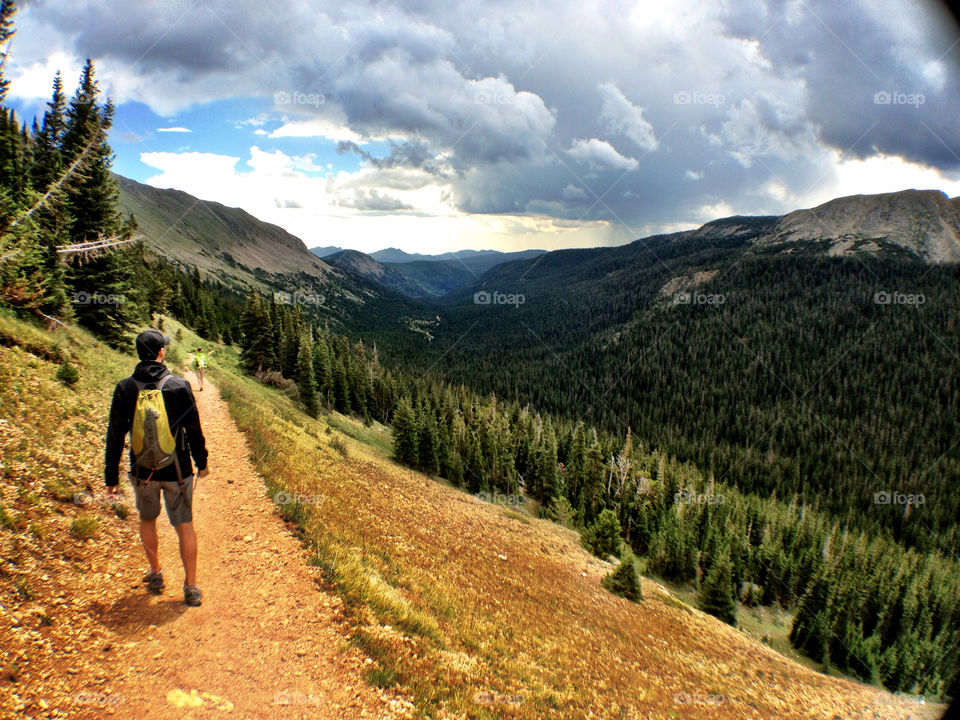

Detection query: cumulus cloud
xmin=561 ymin=183 xmax=588 ymax=200
xmin=598 ymin=83 xmax=658 ymax=152
xmin=339 ymin=189 xmax=414 ymax=212
xmin=566 ymin=138 xmax=639 ymax=171
xmin=270 ymin=119 xmax=363 ymax=143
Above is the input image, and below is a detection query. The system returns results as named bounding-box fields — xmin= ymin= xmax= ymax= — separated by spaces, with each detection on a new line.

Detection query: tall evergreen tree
xmin=0 ymin=1 xmax=15 ymax=104
xmin=391 ymin=396 xmax=418 ymax=466
xmin=582 ymin=508 xmax=622 ymax=559
xmin=698 ymin=546 xmax=738 ymax=626
xmin=296 ymin=331 xmax=318 ymax=418
xmin=240 ymin=289 xmax=275 ymax=372
xmin=417 ymin=406 xmax=440 ymax=476
xmin=332 ymin=354 xmax=350 ymax=413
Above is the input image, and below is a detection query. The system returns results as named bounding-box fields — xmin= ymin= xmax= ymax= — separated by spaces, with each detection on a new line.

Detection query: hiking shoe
xmin=183 ymin=584 xmax=203 ymax=607
xmin=142 ymin=571 xmax=164 ymax=595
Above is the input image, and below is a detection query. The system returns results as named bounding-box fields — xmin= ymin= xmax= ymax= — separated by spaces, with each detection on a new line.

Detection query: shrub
xmin=14 ymin=576 xmax=33 ymax=600
xmin=329 ymin=434 xmax=348 ymax=456
xmin=70 ymin=514 xmax=100 ymax=539
xmin=166 ymin=343 xmax=184 ymax=366
xmin=55 ymin=362 xmax=80 ymax=387
xmin=739 ymin=581 xmax=763 ymax=607
xmin=44 ymin=478 xmax=77 ymax=502
xmin=602 ymin=547 xmax=643 ymax=602
xmin=255 ymin=368 xmax=293 ymax=389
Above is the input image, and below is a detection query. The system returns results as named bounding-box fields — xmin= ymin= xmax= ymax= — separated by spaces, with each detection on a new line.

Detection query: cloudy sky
xmin=7 ymin=0 xmax=960 ymax=253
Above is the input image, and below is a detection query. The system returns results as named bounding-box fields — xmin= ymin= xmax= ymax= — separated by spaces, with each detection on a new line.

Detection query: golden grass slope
xmin=211 ymin=344 xmax=933 ymax=720
xmin=0 ymin=315 xmax=147 ymax=718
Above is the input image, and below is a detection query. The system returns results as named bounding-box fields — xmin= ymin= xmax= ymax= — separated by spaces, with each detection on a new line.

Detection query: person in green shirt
xmin=193 ymin=347 xmax=211 ymax=391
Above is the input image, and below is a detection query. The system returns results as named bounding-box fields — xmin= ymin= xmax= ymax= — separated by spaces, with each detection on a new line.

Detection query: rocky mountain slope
xmin=755 ymin=189 xmax=960 ymax=263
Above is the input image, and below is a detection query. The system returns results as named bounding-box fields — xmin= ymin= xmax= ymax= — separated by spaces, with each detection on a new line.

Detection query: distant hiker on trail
xmin=104 ymin=329 xmax=210 ymax=607
xmin=193 ymin=347 xmax=211 ymax=391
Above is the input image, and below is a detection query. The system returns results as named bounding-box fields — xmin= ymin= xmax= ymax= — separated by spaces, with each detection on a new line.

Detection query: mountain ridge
xmin=118 ymin=174 xmax=960 ymax=304
xmin=114 ymin=174 xmax=334 ymax=287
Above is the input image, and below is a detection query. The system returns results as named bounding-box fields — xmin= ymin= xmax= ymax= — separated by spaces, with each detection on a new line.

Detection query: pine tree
xmin=312 ymin=329 xmax=333 ymax=407
xmin=565 ymin=421 xmax=587 ymax=509
xmin=332 ymin=354 xmax=350 ymax=413
xmin=349 ymin=340 xmax=370 ymax=420
xmin=61 ymin=60 xmax=120 ymax=244
xmin=58 ymin=60 xmax=142 ymax=342
xmin=532 ymin=417 xmax=561 ymax=504
xmin=281 ymin=307 xmax=299 ymax=378
xmin=416 ymin=407 xmax=440 ymax=475
xmin=582 ymin=508 xmax=622 ymax=559
xmin=790 ymin=568 xmax=833 ymax=663
xmin=602 ymin=547 xmax=643 ymax=602
xmin=0 ymin=1 xmax=15 ymax=103
xmin=296 ymin=331 xmax=318 ymax=418
xmin=240 ymin=289 xmax=275 ymax=372
xmin=30 ymin=72 xmax=73 ymax=318
xmin=698 ymin=547 xmax=738 ymax=625
xmin=391 ymin=397 xmax=418 ymax=466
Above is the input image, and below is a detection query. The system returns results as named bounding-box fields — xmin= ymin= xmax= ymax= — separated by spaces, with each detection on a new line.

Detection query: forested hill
xmin=403 ymin=207 xmax=960 ymax=556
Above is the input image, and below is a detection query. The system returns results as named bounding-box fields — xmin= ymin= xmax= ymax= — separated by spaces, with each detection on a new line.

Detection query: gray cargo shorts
xmin=128 ymin=474 xmax=194 ymax=526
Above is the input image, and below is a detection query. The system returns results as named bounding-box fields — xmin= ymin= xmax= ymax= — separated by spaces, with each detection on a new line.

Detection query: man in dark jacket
xmin=105 ymin=329 xmax=210 ymax=606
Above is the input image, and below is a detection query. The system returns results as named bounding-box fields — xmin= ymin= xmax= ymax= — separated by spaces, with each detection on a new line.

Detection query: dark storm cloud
xmin=336 ymin=139 xmax=444 ymax=175
xmin=19 ymin=0 xmax=960 ymax=232
xmin=720 ymin=0 xmax=960 ymax=169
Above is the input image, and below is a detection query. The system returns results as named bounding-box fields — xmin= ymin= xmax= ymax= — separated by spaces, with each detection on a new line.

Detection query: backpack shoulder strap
xmin=157 ymin=375 xmax=174 ymax=391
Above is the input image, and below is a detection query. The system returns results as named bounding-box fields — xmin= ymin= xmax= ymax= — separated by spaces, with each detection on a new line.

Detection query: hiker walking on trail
xmin=193 ymin=347 xmax=210 ymax=391
xmin=104 ymin=329 xmax=210 ymax=607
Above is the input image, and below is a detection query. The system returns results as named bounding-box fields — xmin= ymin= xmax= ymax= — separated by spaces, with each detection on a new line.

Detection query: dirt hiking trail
xmin=86 ymin=369 xmax=412 ymax=719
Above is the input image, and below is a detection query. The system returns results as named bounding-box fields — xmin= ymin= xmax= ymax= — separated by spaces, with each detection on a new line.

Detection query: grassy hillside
xmin=115 ymin=174 xmax=332 ymax=288
xmin=0 ymin=313 xmax=148 ymax=716
xmin=206 ymin=330 xmax=926 ymax=718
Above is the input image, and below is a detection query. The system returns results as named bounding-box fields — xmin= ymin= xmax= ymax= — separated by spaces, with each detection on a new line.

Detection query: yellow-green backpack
xmin=131 ymin=376 xmax=178 ymax=474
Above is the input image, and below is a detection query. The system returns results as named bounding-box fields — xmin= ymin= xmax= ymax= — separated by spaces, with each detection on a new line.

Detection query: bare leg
xmin=139 ymin=518 xmax=161 ymax=574
xmin=176 ymin=521 xmax=198 ymax=587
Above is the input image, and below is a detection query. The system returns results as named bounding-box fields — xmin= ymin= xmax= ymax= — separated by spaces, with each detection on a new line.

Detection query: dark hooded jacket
xmin=104 ymin=361 xmax=208 ymax=486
